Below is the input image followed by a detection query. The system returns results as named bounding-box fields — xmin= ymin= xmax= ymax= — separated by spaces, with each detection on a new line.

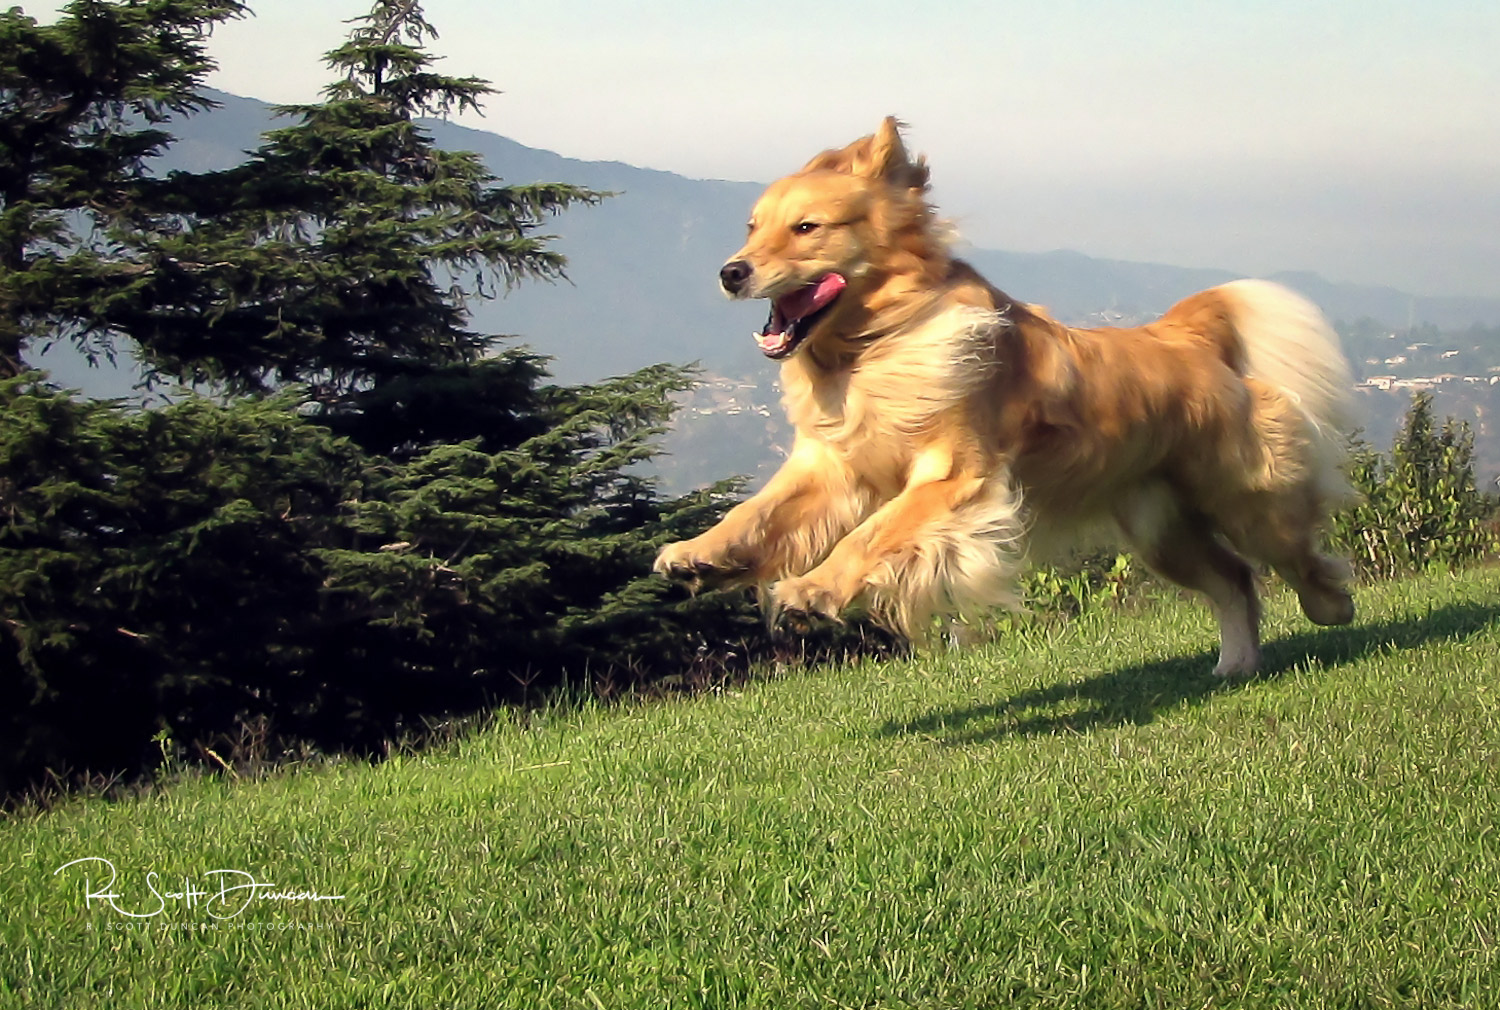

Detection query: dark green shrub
xmin=0 ymin=373 xmax=763 ymax=794
xmin=1333 ymin=392 xmax=1499 ymax=579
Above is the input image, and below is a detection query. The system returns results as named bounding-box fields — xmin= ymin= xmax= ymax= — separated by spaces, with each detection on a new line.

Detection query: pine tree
xmin=119 ymin=1 xmax=600 ymax=404
xmin=0 ymin=0 xmax=248 ymax=376
xmin=1 ymin=1 xmax=754 ymax=794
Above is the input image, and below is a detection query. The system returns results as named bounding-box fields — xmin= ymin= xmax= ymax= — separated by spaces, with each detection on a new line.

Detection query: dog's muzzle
xmin=720 ymin=259 xmax=752 ymax=296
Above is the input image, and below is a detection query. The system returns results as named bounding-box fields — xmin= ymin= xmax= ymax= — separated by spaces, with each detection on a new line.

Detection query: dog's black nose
xmin=720 ymin=260 xmax=752 ymax=294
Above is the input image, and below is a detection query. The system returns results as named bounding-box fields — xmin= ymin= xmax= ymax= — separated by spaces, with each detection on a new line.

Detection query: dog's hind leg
xmin=1217 ymin=488 xmax=1355 ymax=627
xmin=1115 ymin=482 xmax=1261 ymax=677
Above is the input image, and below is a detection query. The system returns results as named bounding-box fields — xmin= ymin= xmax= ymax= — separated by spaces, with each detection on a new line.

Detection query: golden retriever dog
xmin=655 ymin=117 xmax=1355 ymax=676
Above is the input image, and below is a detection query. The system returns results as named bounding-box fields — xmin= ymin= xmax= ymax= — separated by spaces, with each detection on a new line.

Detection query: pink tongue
xmin=774 ymin=273 xmax=846 ymax=324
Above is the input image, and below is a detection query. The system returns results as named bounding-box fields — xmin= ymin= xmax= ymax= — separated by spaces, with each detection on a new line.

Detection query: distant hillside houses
xmin=1360 ymin=370 xmax=1500 ymax=392
xmin=684 ymin=376 xmax=773 ymax=418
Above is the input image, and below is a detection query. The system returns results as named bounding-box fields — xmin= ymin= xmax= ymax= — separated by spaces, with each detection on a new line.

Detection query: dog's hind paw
xmin=1298 ymin=586 xmax=1355 ymax=627
xmin=1211 ymin=650 xmax=1261 ymax=679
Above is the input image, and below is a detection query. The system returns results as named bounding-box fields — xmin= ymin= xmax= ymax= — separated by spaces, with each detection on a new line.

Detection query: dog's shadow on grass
xmin=878 ymin=601 xmax=1500 ymax=747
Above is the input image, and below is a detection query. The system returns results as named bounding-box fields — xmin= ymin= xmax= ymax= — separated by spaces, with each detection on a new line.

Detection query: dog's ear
xmin=859 ymin=116 xmax=910 ymax=180
xmin=803 ymin=117 xmax=929 ymax=190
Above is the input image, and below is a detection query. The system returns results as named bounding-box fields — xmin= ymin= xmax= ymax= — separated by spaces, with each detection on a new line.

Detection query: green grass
xmin=4 ymin=567 xmax=1500 ymax=1009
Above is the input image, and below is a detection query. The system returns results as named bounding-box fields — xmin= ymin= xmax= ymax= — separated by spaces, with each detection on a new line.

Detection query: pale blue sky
xmin=27 ymin=1 xmax=1500 ymax=297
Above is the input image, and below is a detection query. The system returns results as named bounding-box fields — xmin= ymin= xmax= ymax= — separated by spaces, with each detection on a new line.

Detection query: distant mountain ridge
xmin=146 ymin=91 xmax=1500 ymax=386
xmin=31 ymin=90 xmax=1500 ymax=495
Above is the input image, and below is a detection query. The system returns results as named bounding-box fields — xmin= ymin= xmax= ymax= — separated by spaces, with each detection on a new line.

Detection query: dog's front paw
xmin=654 ymin=538 xmax=754 ymax=588
xmin=771 ymin=575 xmax=848 ymax=629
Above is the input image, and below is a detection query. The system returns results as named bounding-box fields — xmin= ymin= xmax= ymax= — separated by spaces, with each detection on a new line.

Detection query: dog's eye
xmin=793 ymin=221 xmax=821 ymax=235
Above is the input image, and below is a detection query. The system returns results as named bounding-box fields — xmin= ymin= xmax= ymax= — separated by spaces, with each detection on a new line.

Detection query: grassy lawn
xmin=4 ymin=567 xmax=1499 ymax=1008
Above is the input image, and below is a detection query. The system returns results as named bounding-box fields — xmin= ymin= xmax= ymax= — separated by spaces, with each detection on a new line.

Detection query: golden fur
xmin=655 ymin=118 xmax=1356 ymax=676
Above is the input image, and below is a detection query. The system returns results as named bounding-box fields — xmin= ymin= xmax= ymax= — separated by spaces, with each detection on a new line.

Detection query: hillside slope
xmin=8 ymin=567 xmax=1500 ymax=1008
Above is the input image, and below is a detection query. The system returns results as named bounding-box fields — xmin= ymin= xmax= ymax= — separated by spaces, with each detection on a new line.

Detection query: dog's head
xmin=720 ymin=117 xmax=942 ymax=360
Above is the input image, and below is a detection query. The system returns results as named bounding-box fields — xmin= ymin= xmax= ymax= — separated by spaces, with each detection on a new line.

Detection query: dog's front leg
xmin=655 ymin=439 xmax=870 ymax=588
xmin=772 ymin=448 xmax=1023 ymax=637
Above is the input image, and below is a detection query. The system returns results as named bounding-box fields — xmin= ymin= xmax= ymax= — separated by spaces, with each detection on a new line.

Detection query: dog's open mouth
xmin=755 ymin=273 xmax=847 ymax=359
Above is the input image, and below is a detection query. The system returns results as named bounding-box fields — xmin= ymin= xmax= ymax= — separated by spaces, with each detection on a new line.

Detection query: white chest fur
xmin=780 ymin=305 xmax=1004 ymax=483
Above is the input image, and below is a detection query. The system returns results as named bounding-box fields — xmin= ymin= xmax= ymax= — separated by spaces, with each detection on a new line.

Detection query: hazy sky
xmin=28 ymin=1 xmax=1500 ymax=297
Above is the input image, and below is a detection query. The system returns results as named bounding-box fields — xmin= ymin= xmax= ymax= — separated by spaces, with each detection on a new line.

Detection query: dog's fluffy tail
xmin=1218 ymin=279 xmax=1357 ymax=504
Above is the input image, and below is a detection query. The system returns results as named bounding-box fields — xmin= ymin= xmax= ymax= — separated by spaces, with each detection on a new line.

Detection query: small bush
xmin=1025 ymin=551 xmax=1141 ymax=617
xmin=1333 ymin=392 xmax=1500 ymax=579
